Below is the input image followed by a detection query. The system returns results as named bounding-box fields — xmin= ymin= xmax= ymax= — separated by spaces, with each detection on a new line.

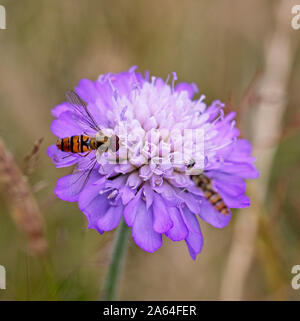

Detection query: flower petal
xmin=132 ymin=202 xmax=162 ymax=253
xmin=127 ymin=172 xmax=142 ymax=189
xmin=175 ymin=82 xmax=198 ymax=99
xmin=97 ymin=204 xmax=123 ymax=231
xmin=219 ymin=191 xmax=250 ymax=208
xmin=198 ymin=198 xmax=231 ymax=228
xmin=51 ymin=103 xmax=70 ymax=117
xmin=55 ymin=170 xmax=100 ymax=202
xmin=47 ymin=145 xmax=78 ymax=168
xmin=50 ymin=111 xmax=83 ymax=137
xmin=143 ymin=183 xmax=154 ymax=209
xmin=121 ymin=185 xmax=136 ymax=205
xmin=177 ymin=190 xmax=201 ymax=214
xmin=79 ymin=186 xmax=109 ymax=229
xmin=182 ymin=211 xmax=203 ymax=260
xmin=75 ymin=79 xmax=100 ymax=103
xmin=166 ymin=207 xmax=188 ymax=241
xmin=185 ymin=227 xmax=203 ymax=260
xmin=54 ymin=174 xmax=79 ymax=202
xmin=210 ymin=172 xmax=246 ymax=197
xmin=152 ymin=193 xmax=173 ymax=233
xmin=180 ymin=206 xmax=202 ymax=235
xmin=124 ymin=189 xmax=143 ymax=227
xmin=221 ymin=161 xmax=259 ymax=179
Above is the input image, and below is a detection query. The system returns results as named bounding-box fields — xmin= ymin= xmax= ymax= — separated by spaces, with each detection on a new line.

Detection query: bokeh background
xmin=0 ymin=0 xmax=300 ymax=300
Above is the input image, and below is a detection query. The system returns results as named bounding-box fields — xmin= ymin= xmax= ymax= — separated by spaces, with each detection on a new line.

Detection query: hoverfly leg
xmin=82 ymin=151 xmax=91 ymax=158
xmin=77 ymin=152 xmax=91 ymax=158
xmin=100 ymin=164 xmax=106 ymax=176
xmin=62 ymin=154 xmax=74 ymax=159
xmin=96 ymin=146 xmax=108 ymax=176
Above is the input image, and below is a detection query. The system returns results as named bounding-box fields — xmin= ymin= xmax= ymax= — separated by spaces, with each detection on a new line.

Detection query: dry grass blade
xmin=238 ymin=70 xmax=262 ymax=111
xmin=0 ymin=138 xmax=48 ymax=256
xmin=220 ymin=0 xmax=296 ymax=300
xmin=23 ymin=137 xmax=44 ymax=176
xmin=225 ymin=70 xmax=262 ymax=139
xmin=279 ymin=111 xmax=300 ymax=143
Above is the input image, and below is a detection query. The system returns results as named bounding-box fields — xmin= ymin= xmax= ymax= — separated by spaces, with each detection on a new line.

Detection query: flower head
xmin=48 ymin=66 xmax=258 ymax=260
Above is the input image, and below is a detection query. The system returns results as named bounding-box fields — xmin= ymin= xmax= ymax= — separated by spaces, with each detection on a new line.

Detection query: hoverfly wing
xmin=66 ymin=90 xmax=100 ymax=132
xmin=69 ymin=154 xmax=98 ymax=197
xmin=66 ymin=89 xmax=86 ymax=108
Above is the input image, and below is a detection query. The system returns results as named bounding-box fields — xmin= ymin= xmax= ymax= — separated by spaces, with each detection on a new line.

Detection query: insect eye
xmin=109 ymin=135 xmax=119 ymax=152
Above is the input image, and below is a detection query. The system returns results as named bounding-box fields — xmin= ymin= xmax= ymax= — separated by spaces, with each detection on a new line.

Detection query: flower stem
xmin=102 ymin=218 xmax=130 ymax=301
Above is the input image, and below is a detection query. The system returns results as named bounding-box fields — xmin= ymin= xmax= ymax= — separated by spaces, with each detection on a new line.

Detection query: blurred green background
xmin=0 ymin=0 xmax=300 ymax=300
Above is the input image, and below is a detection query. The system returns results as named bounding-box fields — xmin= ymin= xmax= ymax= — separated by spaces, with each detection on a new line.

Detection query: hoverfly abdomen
xmin=56 ymin=137 xmax=72 ymax=153
xmin=191 ymin=174 xmax=230 ymax=216
xmin=56 ymin=135 xmax=97 ymax=153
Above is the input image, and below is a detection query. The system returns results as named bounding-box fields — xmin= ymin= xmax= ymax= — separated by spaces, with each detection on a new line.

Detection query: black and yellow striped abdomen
xmin=56 ymin=135 xmax=97 ymax=153
xmin=192 ymin=174 xmax=229 ymax=216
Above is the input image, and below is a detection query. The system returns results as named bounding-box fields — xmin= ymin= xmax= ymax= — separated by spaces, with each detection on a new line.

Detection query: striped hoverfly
xmin=55 ymin=90 xmax=120 ymax=196
xmin=187 ymin=160 xmax=229 ymax=216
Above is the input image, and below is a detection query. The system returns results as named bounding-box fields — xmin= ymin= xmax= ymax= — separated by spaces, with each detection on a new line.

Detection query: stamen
xmin=212 ymin=109 xmax=225 ymax=125
xmin=172 ymin=72 xmax=177 ymax=92
xmin=165 ymin=74 xmax=170 ymax=84
xmin=120 ymin=106 xmax=128 ymax=121
xmin=144 ymin=70 xmax=150 ymax=81
xmin=129 ymin=65 xmax=138 ymax=73
xmin=108 ymin=189 xmax=118 ymax=199
xmin=208 ymin=140 xmax=233 ymax=152
xmin=99 ymin=187 xmax=114 ymax=195
xmin=108 ymin=77 xmax=119 ymax=102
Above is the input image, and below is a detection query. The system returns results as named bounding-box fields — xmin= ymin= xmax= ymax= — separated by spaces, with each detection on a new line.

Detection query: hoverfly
xmin=57 ymin=90 xmax=119 ymax=156
xmin=56 ymin=90 xmax=120 ymax=196
xmin=187 ymin=161 xmax=229 ymax=216
xmin=191 ymin=174 xmax=229 ymax=215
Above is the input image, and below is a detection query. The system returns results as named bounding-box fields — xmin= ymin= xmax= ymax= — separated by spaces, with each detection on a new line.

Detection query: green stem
xmin=102 ymin=218 xmax=130 ymax=301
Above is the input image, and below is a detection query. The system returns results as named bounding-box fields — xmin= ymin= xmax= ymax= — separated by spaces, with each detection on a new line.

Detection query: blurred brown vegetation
xmin=0 ymin=0 xmax=300 ymax=300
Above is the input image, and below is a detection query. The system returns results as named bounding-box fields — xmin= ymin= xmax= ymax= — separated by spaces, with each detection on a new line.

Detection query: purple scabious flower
xmin=48 ymin=66 xmax=258 ymax=260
